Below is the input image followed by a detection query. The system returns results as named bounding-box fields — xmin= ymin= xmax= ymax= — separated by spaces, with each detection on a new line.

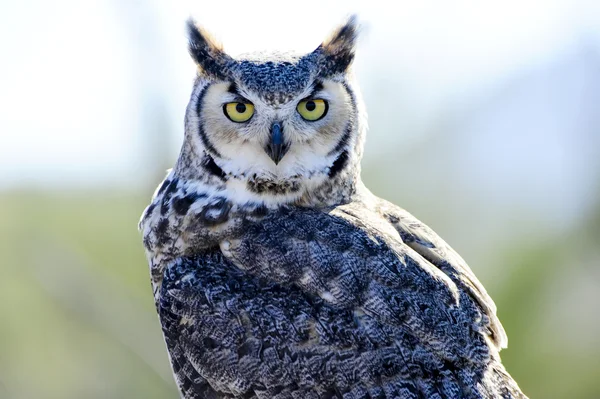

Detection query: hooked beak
xmin=265 ymin=122 xmax=289 ymax=165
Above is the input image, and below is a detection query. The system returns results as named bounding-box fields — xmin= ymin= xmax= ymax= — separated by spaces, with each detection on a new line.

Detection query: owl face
xmin=178 ymin=17 xmax=363 ymax=206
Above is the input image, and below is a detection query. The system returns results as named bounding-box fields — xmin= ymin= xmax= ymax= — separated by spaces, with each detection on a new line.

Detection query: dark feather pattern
xmin=144 ymin=194 xmax=526 ymax=398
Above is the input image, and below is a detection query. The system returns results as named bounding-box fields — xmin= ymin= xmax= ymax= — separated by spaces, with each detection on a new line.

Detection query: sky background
xmin=2 ymin=0 xmax=600 ymax=188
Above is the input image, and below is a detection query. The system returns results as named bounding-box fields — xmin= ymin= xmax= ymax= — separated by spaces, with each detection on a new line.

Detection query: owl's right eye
xmin=223 ymin=102 xmax=255 ymax=123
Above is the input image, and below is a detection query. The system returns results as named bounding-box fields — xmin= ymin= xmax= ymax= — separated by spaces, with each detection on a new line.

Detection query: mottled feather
xmin=152 ymin=199 xmax=524 ymax=398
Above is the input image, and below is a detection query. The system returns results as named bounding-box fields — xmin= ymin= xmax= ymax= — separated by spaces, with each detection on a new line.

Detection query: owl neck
xmin=172 ymin=147 xmax=363 ymax=210
xmin=296 ymin=153 xmax=363 ymax=208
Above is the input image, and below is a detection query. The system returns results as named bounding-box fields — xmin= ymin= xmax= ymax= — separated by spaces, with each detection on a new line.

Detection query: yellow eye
xmin=223 ymin=102 xmax=255 ymax=123
xmin=297 ymin=99 xmax=328 ymax=121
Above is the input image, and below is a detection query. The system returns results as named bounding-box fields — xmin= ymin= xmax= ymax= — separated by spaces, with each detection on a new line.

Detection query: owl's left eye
xmin=297 ymin=99 xmax=328 ymax=121
xmin=223 ymin=102 xmax=255 ymax=123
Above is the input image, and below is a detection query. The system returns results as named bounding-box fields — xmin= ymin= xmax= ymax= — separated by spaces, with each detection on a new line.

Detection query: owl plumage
xmin=140 ymin=16 xmax=527 ymax=399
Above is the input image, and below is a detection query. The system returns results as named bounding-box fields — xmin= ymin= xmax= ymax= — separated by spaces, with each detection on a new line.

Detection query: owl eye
xmin=223 ymin=102 xmax=255 ymax=123
xmin=297 ymin=99 xmax=328 ymax=121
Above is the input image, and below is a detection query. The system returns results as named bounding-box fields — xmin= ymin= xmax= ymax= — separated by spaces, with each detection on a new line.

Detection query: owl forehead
xmin=231 ymin=52 xmax=320 ymax=105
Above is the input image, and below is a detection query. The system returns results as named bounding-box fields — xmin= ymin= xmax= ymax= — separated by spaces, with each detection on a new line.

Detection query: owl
xmin=140 ymin=16 xmax=527 ymax=399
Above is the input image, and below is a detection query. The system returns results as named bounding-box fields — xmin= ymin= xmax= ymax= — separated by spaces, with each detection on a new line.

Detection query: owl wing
xmin=374 ymin=198 xmax=508 ymax=349
xmin=158 ymin=202 xmax=525 ymax=398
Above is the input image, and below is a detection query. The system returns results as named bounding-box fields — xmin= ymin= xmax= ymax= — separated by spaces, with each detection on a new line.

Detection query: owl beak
xmin=265 ymin=122 xmax=289 ymax=165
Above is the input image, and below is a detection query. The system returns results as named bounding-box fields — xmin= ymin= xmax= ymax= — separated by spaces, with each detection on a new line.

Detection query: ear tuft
xmin=318 ymin=15 xmax=360 ymax=75
xmin=186 ymin=18 xmax=231 ymax=79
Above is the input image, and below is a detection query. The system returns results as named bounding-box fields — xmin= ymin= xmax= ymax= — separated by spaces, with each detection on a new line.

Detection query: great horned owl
xmin=140 ymin=16 xmax=527 ymax=399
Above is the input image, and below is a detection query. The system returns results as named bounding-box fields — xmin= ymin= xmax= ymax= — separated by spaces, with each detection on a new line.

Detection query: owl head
xmin=174 ymin=16 xmax=366 ymax=208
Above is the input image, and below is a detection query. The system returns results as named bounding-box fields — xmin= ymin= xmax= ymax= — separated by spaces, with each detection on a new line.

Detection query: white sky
xmin=0 ymin=0 xmax=599 ymax=189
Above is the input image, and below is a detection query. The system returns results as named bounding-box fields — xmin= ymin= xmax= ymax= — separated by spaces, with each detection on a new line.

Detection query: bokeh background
xmin=1 ymin=0 xmax=600 ymax=398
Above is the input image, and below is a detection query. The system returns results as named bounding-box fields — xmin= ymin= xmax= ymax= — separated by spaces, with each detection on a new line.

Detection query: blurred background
xmin=1 ymin=0 xmax=600 ymax=398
